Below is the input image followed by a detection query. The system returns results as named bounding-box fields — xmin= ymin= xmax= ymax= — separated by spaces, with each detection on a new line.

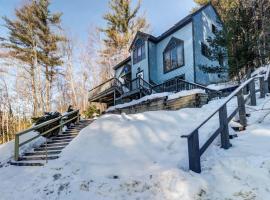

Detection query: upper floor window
xmin=212 ymin=24 xmax=217 ymax=34
xmin=163 ymin=37 xmax=184 ymax=73
xmin=201 ymin=42 xmax=211 ymax=58
xmin=133 ymin=39 xmax=145 ymax=64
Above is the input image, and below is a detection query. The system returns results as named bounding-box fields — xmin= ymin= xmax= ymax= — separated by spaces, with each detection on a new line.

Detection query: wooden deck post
xmin=259 ymin=77 xmax=265 ymax=98
xmin=59 ymin=117 xmax=63 ymax=134
xmin=76 ymin=111 xmax=80 ymax=124
xmin=14 ymin=134 xmax=19 ymax=161
xmin=237 ymin=90 xmax=247 ymax=127
xmin=249 ymin=79 xmax=256 ymax=106
xmin=187 ymin=130 xmax=201 ymax=173
xmin=264 ymin=80 xmax=269 ymax=94
xmin=219 ymin=104 xmax=232 ymax=149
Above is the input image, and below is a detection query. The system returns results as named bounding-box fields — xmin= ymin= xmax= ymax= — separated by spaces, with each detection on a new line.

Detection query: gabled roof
xmin=113 ymin=56 xmax=131 ymax=70
xmin=129 ymin=31 xmax=157 ymax=50
xmin=114 ymin=3 xmax=220 ymax=71
xmin=130 ymin=3 xmax=217 ymax=47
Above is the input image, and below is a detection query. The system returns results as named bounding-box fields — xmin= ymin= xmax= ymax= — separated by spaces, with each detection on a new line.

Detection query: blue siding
xmin=153 ymin=22 xmax=194 ymax=84
xmin=193 ymin=5 xmax=228 ymax=85
xmin=114 ymin=4 xmax=228 ymax=87
xmin=148 ymin=41 xmax=157 ymax=84
xmin=131 ymin=40 xmax=150 ymax=82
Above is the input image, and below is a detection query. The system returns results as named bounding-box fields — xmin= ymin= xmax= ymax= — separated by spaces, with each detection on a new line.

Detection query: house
xmin=89 ymin=3 xmax=227 ymax=107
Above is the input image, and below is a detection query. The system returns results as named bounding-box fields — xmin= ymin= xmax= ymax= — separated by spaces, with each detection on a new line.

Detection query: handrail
xmin=89 ymin=78 xmax=115 ymax=92
xmin=181 ymin=76 xmax=267 ymax=173
xmin=182 ymin=78 xmax=254 ymax=138
xmin=14 ymin=110 xmax=80 ymax=161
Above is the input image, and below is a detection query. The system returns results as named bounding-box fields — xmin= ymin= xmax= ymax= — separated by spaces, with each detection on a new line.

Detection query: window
xmin=163 ymin=38 xmax=185 ymax=73
xmin=201 ymin=42 xmax=211 ymax=58
xmin=133 ymin=39 xmax=145 ymax=64
xmin=212 ymin=24 xmax=217 ymax=34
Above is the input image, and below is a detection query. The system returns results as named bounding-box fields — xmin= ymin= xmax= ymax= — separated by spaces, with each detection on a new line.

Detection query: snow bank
xmin=167 ymin=89 xmax=205 ymax=100
xmin=107 ymin=89 xmax=205 ymax=111
xmin=1 ymin=96 xmax=270 ymax=199
xmin=207 ymin=82 xmax=238 ymax=90
xmin=0 ymin=131 xmax=46 ymax=164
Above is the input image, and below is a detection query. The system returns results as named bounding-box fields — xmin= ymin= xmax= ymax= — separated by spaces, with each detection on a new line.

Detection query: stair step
xmin=34 ymin=146 xmax=65 ymax=151
xmin=51 ymin=138 xmax=73 ymax=142
xmin=58 ymin=133 xmax=78 ymax=136
xmin=10 ymin=162 xmax=44 ymax=166
xmin=24 ymin=151 xmax=62 ymax=156
xmin=40 ymin=143 xmax=69 ymax=148
xmin=53 ymin=135 xmax=76 ymax=139
xmin=19 ymin=155 xmax=59 ymax=161
xmin=64 ymin=130 xmax=79 ymax=133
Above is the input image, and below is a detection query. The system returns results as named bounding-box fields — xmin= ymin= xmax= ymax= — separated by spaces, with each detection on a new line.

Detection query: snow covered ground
xmin=1 ymin=95 xmax=270 ymax=199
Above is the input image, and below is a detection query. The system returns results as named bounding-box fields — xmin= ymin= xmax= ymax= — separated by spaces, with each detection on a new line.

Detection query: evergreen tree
xmin=1 ymin=2 xmax=41 ymax=116
xmin=100 ymin=0 xmax=149 ymax=80
xmin=197 ymin=1 xmax=270 ymax=81
xmin=34 ymin=0 xmax=65 ymax=111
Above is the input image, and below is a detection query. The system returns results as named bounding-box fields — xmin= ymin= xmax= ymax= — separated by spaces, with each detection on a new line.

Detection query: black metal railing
xmin=181 ymin=76 xmax=268 ymax=173
xmin=89 ymin=78 xmax=123 ymax=99
xmin=152 ymin=77 xmax=221 ymax=100
xmin=123 ymin=77 xmax=153 ymax=95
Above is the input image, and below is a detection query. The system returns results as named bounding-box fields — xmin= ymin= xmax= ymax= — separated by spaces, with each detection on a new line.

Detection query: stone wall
xmin=107 ymin=93 xmax=208 ymax=114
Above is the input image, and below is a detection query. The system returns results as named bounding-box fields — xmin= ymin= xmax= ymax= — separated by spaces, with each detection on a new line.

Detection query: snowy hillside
xmin=1 ymin=96 xmax=270 ymax=199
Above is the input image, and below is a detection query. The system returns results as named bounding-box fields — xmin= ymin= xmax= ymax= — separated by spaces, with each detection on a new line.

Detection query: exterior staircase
xmin=9 ymin=120 xmax=93 ymax=167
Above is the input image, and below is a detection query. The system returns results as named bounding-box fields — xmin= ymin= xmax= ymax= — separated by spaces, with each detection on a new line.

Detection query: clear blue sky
xmin=0 ymin=0 xmax=197 ymax=42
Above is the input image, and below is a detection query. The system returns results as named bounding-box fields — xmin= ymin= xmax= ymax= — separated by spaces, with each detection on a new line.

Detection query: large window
xmin=163 ymin=38 xmax=184 ymax=73
xmin=133 ymin=39 xmax=145 ymax=64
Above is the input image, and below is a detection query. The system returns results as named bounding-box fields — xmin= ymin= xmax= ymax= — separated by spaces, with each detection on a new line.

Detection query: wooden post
xmin=14 ymin=134 xmax=19 ymax=161
xmin=264 ymin=80 xmax=269 ymax=94
xmin=187 ymin=130 xmax=201 ymax=173
xmin=249 ymin=79 xmax=256 ymax=106
xmin=76 ymin=111 xmax=80 ymax=124
xmin=259 ymin=77 xmax=265 ymax=98
xmin=114 ymin=90 xmax=116 ymax=106
xmin=219 ymin=104 xmax=232 ymax=149
xmin=237 ymin=91 xmax=247 ymax=127
xmin=59 ymin=118 xmax=63 ymax=135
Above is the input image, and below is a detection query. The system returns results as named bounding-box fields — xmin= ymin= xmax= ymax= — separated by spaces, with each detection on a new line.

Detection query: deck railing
xmin=181 ymin=76 xmax=268 ymax=173
xmin=123 ymin=77 xmax=153 ymax=94
xmin=89 ymin=78 xmax=123 ymax=99
xmin=152 ymin=77 xmax=221 ymax=100
xmin=14 ymin=110 xmax=80 ymax=161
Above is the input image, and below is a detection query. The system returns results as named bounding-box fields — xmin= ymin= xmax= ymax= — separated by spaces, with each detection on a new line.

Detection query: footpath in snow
xmin=1 ymin=95 xmax=270 ymax=199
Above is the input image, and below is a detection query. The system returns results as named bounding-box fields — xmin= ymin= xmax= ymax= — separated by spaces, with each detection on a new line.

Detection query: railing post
xmin=249 ymin=79 xmax=256 ymax=106
xmin=259 ymin=77 xmax=265 ymax=98
xmin=237 ymin=90 xmax=247 ymax=127
xmin=264 ymin=79 xmax=269 ymax=94
xmin=187 ymin=130 xmax=201 ymax=173
xmin=76 ymin=111 xmax=80 ymax=124
xmin=219 ymin=104 xmax=232 ymax=149
xmin=59 ymin=117 xmax=63 ymax=135
xmin=14 ymin=134 xmax=19 ymax=161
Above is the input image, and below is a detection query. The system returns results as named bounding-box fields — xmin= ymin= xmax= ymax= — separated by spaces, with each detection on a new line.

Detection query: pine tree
xmin=100 ymin=0 xmax=149 ymax=80
xmin=199 ymin=1 xmax=258 ymax=81
xmin=1 ymin=2 xmax=41 ymax=116
xmin=33 ymin=0 xmax=65 ymax=111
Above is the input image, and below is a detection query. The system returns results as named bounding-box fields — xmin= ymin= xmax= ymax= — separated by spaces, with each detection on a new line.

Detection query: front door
xmin=137 ymin=70 xmax=144 ymax=79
